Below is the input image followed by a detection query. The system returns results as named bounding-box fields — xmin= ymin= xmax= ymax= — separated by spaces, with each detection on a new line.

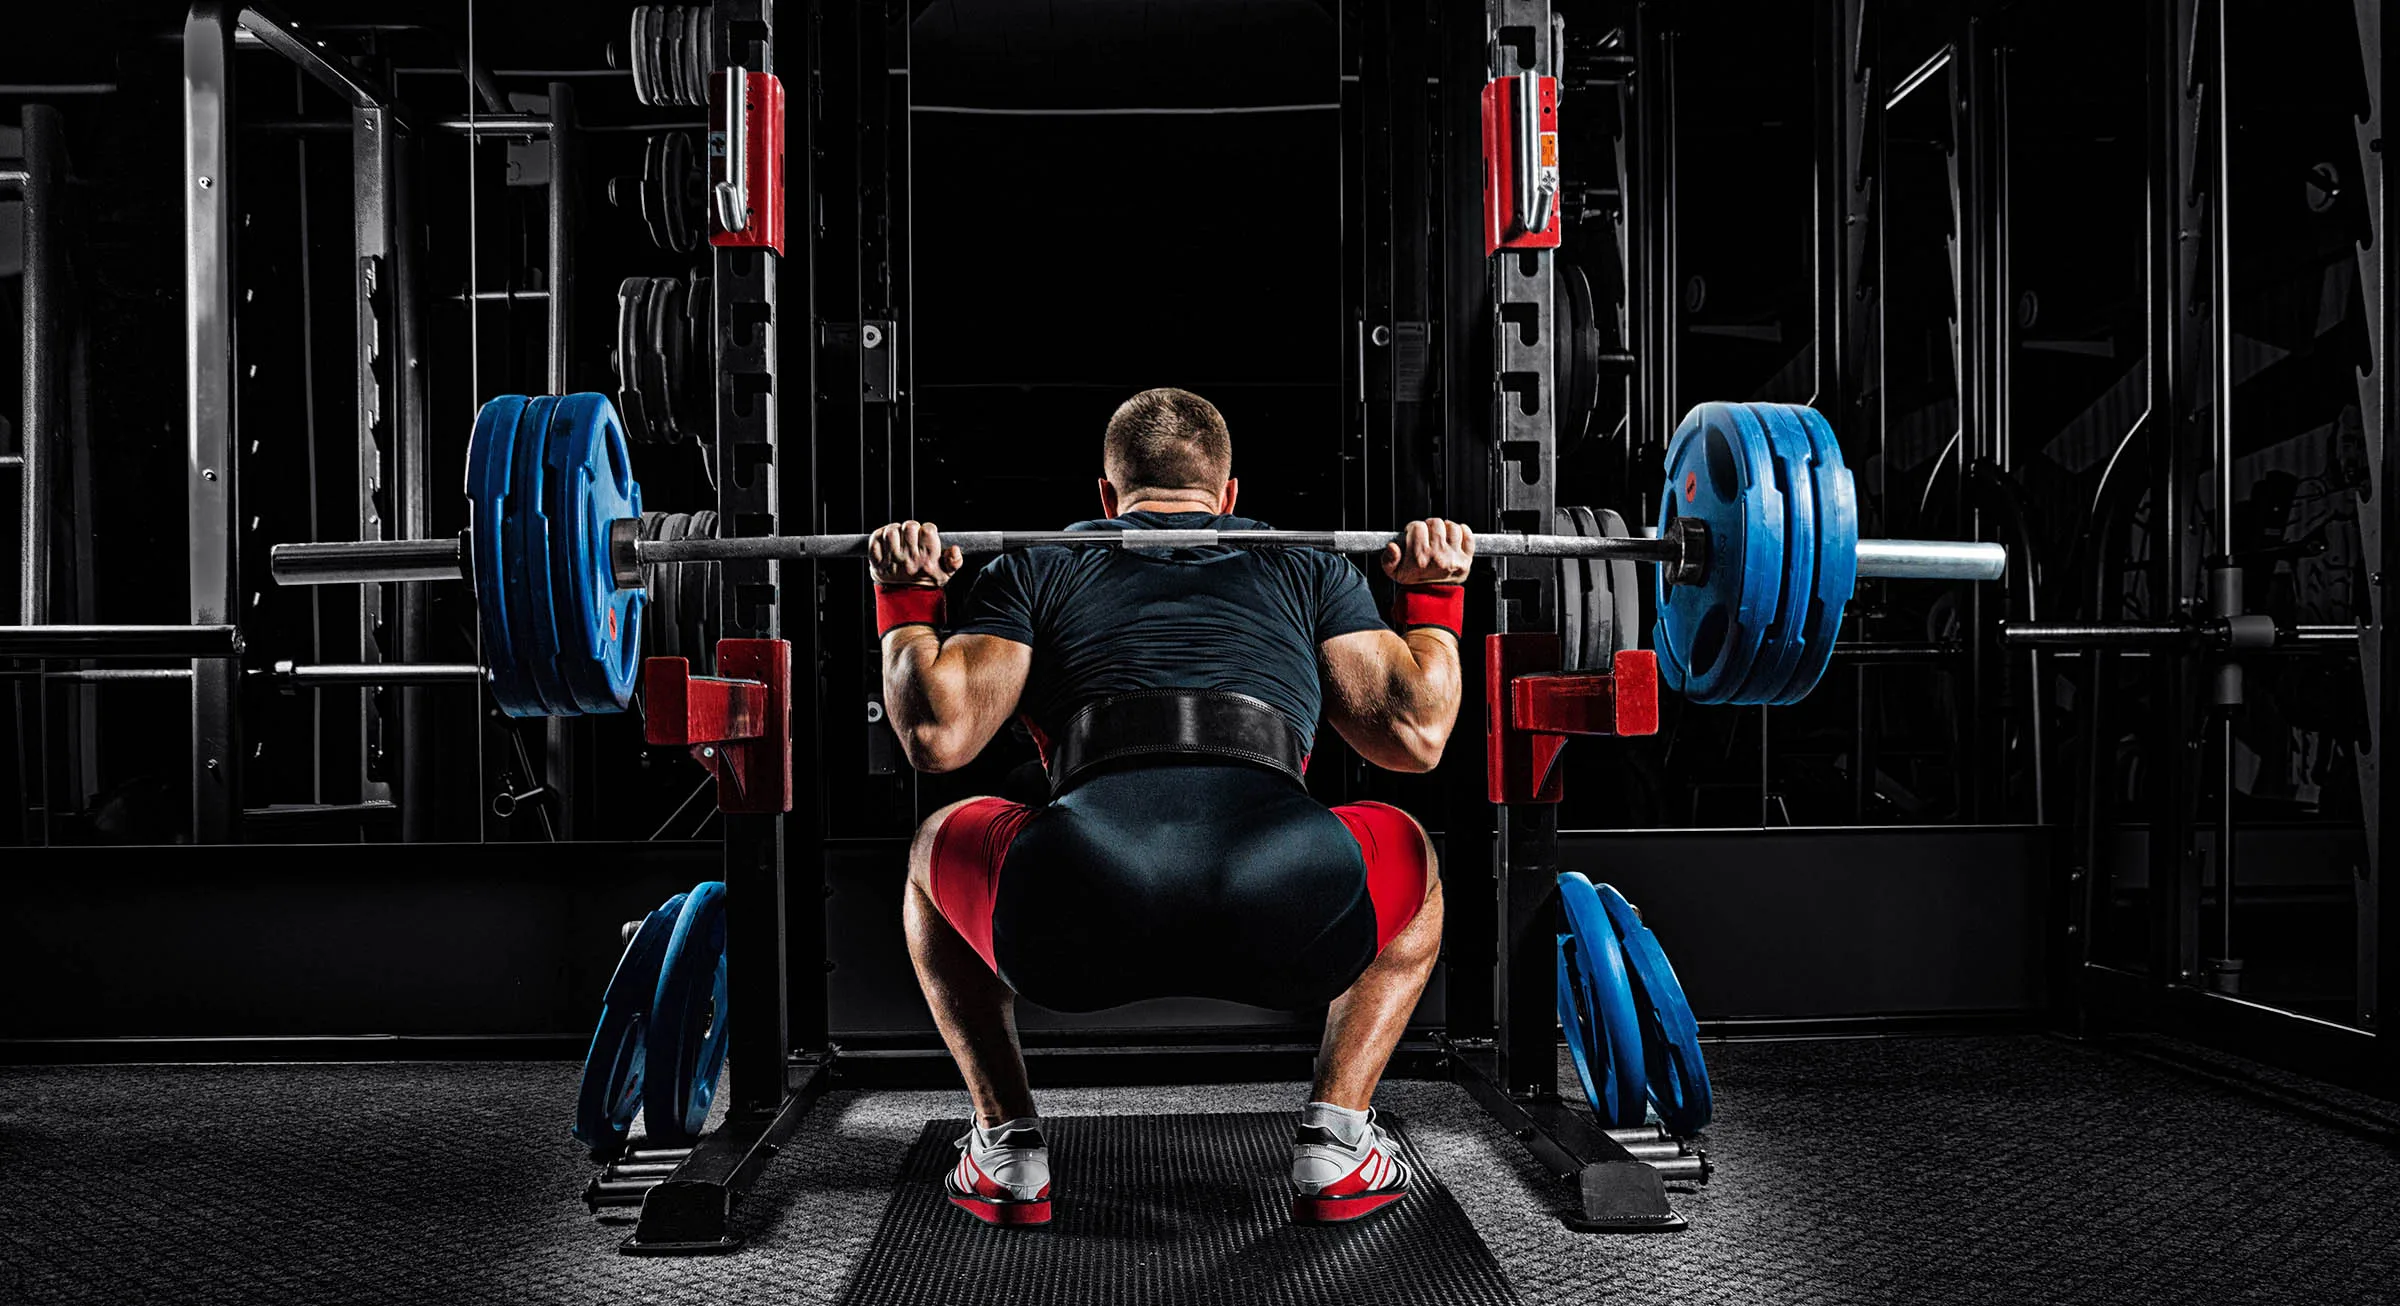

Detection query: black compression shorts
xmin=923 ymin=764 xmax=1433 ymax=1012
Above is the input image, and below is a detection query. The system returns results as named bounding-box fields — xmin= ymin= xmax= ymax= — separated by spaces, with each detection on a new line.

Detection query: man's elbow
xmin=900 ymin=724 xmax=976 ymax=774
xmin=1390 ymin=724 xmax=1451 ymax=773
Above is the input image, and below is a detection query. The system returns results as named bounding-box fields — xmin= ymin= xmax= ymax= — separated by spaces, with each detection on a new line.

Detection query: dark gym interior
xmin=5 ymin=1 xmax=2399 ymax=1302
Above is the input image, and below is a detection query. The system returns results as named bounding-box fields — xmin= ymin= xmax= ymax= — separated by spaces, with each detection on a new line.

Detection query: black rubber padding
xmin=838 ymin=1113 xmax=1519 ymax=1306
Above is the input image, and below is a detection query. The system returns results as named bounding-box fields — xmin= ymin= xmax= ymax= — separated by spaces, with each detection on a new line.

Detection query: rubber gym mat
xmin=836 ymin=1112 xmax=1519 ymax=1306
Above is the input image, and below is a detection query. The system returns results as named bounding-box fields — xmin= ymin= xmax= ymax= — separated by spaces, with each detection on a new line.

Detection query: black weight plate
xmin=1571 ymin=506 xmax=1609 ymax=669
xmin=615 ymin=277 xmax=657 ymax=444
xmin=645 ymin=511 xmax=674 ymax=661
xmin=1594 ymin=508 xmax=1642 ymax=658
xmin=670 ymin=4 xmax=688 ymax=94
xmin=658 ymin=131 xmax=700 ymax=253
xmin=643 ymin=278 xmax=679 ymax=441
xmin=658 ymin=5 xmax=685 ymax=108
xmin=1556 ymin=507 xmax=1588 ymax=673
xmin=682 ymin=270 xmax=713 ymax=426
xmin=679 ymin=512 xmax=707 ymax=671
xmin=636 ymin=512 xmax=664 ymax=660
xmin=696 ymin=512 xmax=719 ymax=674
xmin=663 ymin=513 xmax=692 ymax=662
xmin=630 ymin=6 xmax=659 ymax=108
xmin=683 ymin=6 xmax=708 ymax=105
xmin=1557 ymin=264 xmax=1602 ymax=452
xmin=645 ymin=277 xmax=687 ymax=439
xmin=638 ymin=134 xmax=669 ymax=251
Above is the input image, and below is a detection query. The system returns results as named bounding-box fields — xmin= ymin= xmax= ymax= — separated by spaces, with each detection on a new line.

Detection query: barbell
xmin=267 ymin=392 xmax=2008 ymax=718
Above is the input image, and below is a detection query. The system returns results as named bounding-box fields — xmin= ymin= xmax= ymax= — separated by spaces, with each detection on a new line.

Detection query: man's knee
xmin=1405 ymin=812 xmax=1440 ymax=901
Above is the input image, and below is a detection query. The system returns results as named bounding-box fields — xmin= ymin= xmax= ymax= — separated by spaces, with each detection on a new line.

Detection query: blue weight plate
xmin=544 ymin=394 xmax=644 ymax=714
xmin=1732 ymin=403 xmax=1821 ymax=704
xmin=1557 ymin=872 xmax=1649 ymax=1128
xmin=504 ymin=395 xmax=574 ymax=716
xmin=1591 ymin=882 xmax=1713 ymax=1134
xmin=466 ymin=396 xmax=536 ymax=716
xmin=644 ymin=880 xmax=730 ymax=1146
xmin=1774 ymin=405 xmax=1860 ymax=705
xmin=1556 ymin=941 xmax=1609 ymax=1115
xmin=1654 ymin=403 xmax=1783 ymax=703
xmin=572 ymin=891 xmax=688 ymax=1158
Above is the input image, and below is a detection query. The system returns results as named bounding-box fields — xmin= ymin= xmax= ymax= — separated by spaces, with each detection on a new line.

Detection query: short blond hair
xmin=1103 ymin=388 xmax=1231 ymax=498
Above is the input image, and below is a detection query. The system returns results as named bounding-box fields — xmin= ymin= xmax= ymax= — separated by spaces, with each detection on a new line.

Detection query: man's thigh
xmin=910 ymin=795 xmax=1037 ymax=975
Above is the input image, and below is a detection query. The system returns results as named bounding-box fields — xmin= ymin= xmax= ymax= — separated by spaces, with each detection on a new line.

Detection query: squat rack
xmin=12 ymin=0 xmax=2388 ymax=1255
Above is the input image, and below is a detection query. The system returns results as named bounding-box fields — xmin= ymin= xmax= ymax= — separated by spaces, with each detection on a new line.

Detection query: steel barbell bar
xmin=269 ymin=519 xmax=2007 ymax=589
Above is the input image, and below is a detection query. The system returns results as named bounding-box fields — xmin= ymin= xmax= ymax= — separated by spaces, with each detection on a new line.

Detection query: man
xmin=869 ymin=387 xmax=1472 ymax=1227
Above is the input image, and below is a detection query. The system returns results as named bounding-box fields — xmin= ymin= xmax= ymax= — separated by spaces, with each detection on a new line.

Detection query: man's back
xmin=951 ymin=509 xmax=1384 ymax=745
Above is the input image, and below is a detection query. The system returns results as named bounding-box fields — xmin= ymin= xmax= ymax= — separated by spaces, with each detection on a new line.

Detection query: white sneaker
xmin=946 ymin=1116 xmax=1052 ymax=1226
xmin=1290 ymin=1101 xmax=1412 ymax=1223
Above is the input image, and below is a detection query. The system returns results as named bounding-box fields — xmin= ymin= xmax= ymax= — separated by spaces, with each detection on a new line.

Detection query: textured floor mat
xmin=837 ymin=1113 xmax=1518 ymax=1306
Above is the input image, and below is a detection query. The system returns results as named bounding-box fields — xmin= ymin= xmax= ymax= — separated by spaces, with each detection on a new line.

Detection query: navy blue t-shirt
xmin=948 ymin=510 xmax=1386 ymax=743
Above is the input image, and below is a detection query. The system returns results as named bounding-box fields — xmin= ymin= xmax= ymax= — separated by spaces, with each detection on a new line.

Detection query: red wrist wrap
xmin=875 ymin=585 xmax=946 ymax=636
xmin=1390 ymin=583 xmax=1465 ymax=637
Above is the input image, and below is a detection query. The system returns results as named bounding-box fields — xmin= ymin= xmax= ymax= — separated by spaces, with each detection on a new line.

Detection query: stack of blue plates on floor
xmin=573 ymin=880 xmax=730 ymax=1158
xmin=1556 ymin=872 xmax=1713 ymax=1135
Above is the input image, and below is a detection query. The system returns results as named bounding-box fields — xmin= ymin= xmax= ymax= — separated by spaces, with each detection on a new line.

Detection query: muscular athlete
xmin=870 ymin=387 xmax=1472 ymax=1227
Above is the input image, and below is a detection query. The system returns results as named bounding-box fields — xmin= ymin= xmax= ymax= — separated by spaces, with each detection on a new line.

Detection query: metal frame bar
xmin=185 ymin=4 xmax=243 ymax=843
xmin=13 ymin=107 xmax=62 ymax=630
xmin=541 ymin=82 xmax=587 ymax=840
xmin=183 ymin=1 xmax=398 ymax=843
xmin=2348 ymin=0 xmax=2388 ymax=1043
xmin=8 ymin=105 xmax=68 ymax=845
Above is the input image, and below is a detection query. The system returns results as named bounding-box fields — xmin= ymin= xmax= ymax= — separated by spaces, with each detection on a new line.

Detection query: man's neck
xmin=1122 ymin=500 xmax=1219 ymax=516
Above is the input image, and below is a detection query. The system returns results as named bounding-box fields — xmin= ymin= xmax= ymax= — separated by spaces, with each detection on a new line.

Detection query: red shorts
xmin=923 ymin=794 xmax=1433 ymax=981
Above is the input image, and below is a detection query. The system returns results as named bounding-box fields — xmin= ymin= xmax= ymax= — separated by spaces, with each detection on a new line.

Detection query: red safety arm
xmin=642 ymin=638 xmax=793 ymax=813
xmin=1486 ymin=634 xmax=1658 ymax=804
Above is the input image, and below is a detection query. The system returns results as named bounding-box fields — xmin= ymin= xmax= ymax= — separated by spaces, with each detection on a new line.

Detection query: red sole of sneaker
xmin=948 ymin=1194 xmax=1053 ymax=1226
xmin=1290 ymin=1188 xmax=1406 ymax=1224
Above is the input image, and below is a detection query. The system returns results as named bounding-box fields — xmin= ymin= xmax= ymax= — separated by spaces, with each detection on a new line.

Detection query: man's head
xmin=1099 ymin=387 xmax=1238 ymax=517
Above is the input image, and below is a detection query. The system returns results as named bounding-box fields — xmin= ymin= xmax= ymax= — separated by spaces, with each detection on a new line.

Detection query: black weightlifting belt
xmin=1047 ymin=689 xmax=1308 ymax=798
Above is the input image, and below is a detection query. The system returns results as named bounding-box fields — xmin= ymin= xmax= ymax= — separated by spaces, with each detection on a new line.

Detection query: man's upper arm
xmin=1319 ymin=627 xmax=1426 ymax=767
xmin=918 ymin=554 xmax=1042 ymax=764
xmin=937 ymin=632 xmax=1035 ymax=744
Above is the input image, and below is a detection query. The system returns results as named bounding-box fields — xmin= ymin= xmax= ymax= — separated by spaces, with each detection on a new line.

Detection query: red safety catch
xmin=708 ymin=69 xmax=786 ymax=254
xmin=1480 ymin=72 xmax=1561 ymax=255
xmin=1486 ymin=634 xmax=1659 ymax=804
xmin=642 ymin=638 xmax=792 ymax=813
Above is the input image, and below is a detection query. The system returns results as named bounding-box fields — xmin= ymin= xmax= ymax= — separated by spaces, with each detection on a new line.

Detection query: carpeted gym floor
xmin=4 ymin=1035 xmax=2396 ymax=1304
